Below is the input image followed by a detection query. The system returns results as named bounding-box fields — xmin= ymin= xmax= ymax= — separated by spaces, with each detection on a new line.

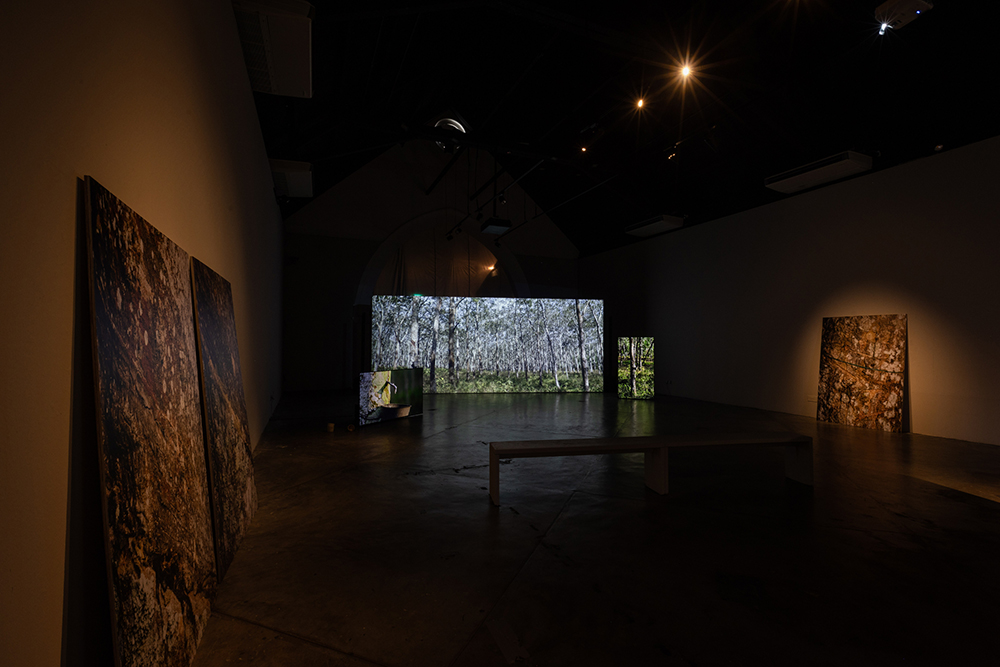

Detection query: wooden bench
xmin=488 ymin=431 xmax=813 ymax=505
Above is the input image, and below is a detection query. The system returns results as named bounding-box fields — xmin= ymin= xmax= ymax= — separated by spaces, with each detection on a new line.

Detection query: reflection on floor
xmin=192 ymin=392 xmax=1000 ymax=667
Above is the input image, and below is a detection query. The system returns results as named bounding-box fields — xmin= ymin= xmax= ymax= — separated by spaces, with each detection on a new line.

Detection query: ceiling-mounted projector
xmin=876 ymin=0 xmax=933 ymax=33
xmin=480 ymin=217 xmax=511 ymax=235
xmin=765 ymin=151 xmax=872 ymax=194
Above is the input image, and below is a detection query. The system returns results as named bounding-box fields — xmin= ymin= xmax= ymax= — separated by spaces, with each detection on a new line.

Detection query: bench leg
xmin=784 ymin=439 xmax=814 ymax=485
xmin=644 ymin=448 xmax=669 ymax=494
xmin=489 ymin=446 xmax=500 ymax=505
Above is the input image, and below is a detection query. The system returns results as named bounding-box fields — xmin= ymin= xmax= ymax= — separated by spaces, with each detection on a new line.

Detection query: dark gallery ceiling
xmin=251 ymin=1 xmax=1000 ymax=256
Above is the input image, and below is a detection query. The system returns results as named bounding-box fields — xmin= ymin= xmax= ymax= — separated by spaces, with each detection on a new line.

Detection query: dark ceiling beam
xmin=468 ymin=164 xmax=507 ymax=201
xmin=495 ymin=173 xmax=618 ymax=243
xmin=320 ymin=1 xmax=487 ymax=20
xmin=424 ymin=146 xmax=468 ymax=196
xmin=535 ymin=57 xmax=636 ymax=143
xmin=386 ymin=13 xmax=421 ymax=106
xmin=472 ymin=158 xmax=545 ymax=212
xmin=404 ymin=124 xmax=578 ymax=165
xmin=495 ymin=1 xmax=663 ymax=63
xmin=479 ymin=36 xmax=555 ymax=131
xmin=324 ymin=0 xmax=664 ymax=63
xmin=309 ymin=124 xmax=576 ymax=166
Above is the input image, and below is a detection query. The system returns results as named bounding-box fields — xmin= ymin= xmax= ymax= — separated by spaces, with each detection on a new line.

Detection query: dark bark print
xmin=86 ymin=177 xmax=216 ymax=667
xmin=817 ymin=314 xmax=907 ymax=432
xmin=191 ymin=258 xmax=257 ymax=581
xmin=371 ymin=296 xmax=604 ymax=393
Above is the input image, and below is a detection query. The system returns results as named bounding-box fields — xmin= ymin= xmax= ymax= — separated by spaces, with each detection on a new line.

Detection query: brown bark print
xmin=86 ymin=177 xmax=216 ymax=667
xmin=817 ymin=314 xmax=907 ymax=432
xmin=191 ymin=258 xmax=257 ymax=581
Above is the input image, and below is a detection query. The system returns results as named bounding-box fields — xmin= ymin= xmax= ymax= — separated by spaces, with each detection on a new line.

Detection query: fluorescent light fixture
xmin=765 ymin=151 xmax=872 ymax=194
xmin=625 ymin=214 xmax=684 ymax=237
xmin=875 ymin=0 xmax=933 ymax=33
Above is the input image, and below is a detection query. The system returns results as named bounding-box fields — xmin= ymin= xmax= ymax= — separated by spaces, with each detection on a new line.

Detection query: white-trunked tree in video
xmin=372 ymin=296 xmax=604 ymax=393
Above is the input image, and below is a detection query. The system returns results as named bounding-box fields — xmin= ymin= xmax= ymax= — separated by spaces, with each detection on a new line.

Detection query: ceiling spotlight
xmin=498 ymin=192 xmax=507 ymax=205
xmin=581 ymin=147 xmax=587 ymax=152
xmin=681 ymin=65 xmax=691 ymax=77
xmin=637 ymin=99 xmax=644 ymax=108
xmin=433 ymin=117 xmax=466 ymax=152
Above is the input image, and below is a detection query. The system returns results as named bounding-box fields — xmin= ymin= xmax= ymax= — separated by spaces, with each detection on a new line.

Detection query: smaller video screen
xmin=359 ymin=368 xmax=424 ymax=426
xmin=618 ymin=337 xmax=654 ymax=399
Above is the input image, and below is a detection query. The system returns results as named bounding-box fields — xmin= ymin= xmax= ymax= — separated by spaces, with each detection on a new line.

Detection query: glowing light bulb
xmin=581 ymin=147 xmax=587 ymax=152
xmin=637 ymin=99 xmax=644 ymax=108
xmin=681 ymin=65 xmax=691 ymax=77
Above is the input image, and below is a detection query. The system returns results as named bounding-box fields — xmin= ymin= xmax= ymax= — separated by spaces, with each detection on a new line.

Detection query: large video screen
xmin=372 ymin=296 xmax=604 ymax=393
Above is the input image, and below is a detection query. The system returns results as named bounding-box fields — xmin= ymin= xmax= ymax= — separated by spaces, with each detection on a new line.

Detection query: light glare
xmin=681 ymin=65 xmax=691 ymax=77
xmin=637 ymin=98 xmax=644 ymax=108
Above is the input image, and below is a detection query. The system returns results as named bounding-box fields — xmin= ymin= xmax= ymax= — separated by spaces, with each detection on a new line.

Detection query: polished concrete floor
xmin=192 ymin=392 xmax=1000 ymax=666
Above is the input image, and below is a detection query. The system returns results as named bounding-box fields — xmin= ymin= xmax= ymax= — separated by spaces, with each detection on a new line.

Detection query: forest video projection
xmin=372 ymin=296 xmax=604 ymax=393
xmin=618 ymin=337 xmax=654 ymax=399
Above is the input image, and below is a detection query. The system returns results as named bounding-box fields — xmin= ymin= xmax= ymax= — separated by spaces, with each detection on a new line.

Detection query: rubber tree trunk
xmin=630 ymin=337 xmax=637 ymax=396
xmin=409 ymin=295 xmax=420 ymax=368
xmin=448 ymin=297 xmax=457 ymax=386
xmin=540 ymin=301 xmax=560 ymax=389
xmin=575 ymin=298 xmax=589 ymax=392
xmin=429 ymin=297 xmax=441 ymax=392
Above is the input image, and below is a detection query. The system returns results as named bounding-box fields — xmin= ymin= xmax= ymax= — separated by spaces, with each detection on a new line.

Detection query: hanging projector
xmin=480 ymin=217 xmax=512 ymax=235
xmin=876 ymin=0 xmax=933 ymax=34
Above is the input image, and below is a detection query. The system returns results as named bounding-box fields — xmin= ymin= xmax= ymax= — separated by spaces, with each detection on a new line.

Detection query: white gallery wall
xmin=0 ymin=1 xmax=282 ymax=664
xmin=582 ymin=135 xmax=1000 ymax=446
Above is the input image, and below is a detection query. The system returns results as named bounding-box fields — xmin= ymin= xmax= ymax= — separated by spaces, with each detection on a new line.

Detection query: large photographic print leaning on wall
xmin=372 ymin=296 xmax=604 ymax=393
